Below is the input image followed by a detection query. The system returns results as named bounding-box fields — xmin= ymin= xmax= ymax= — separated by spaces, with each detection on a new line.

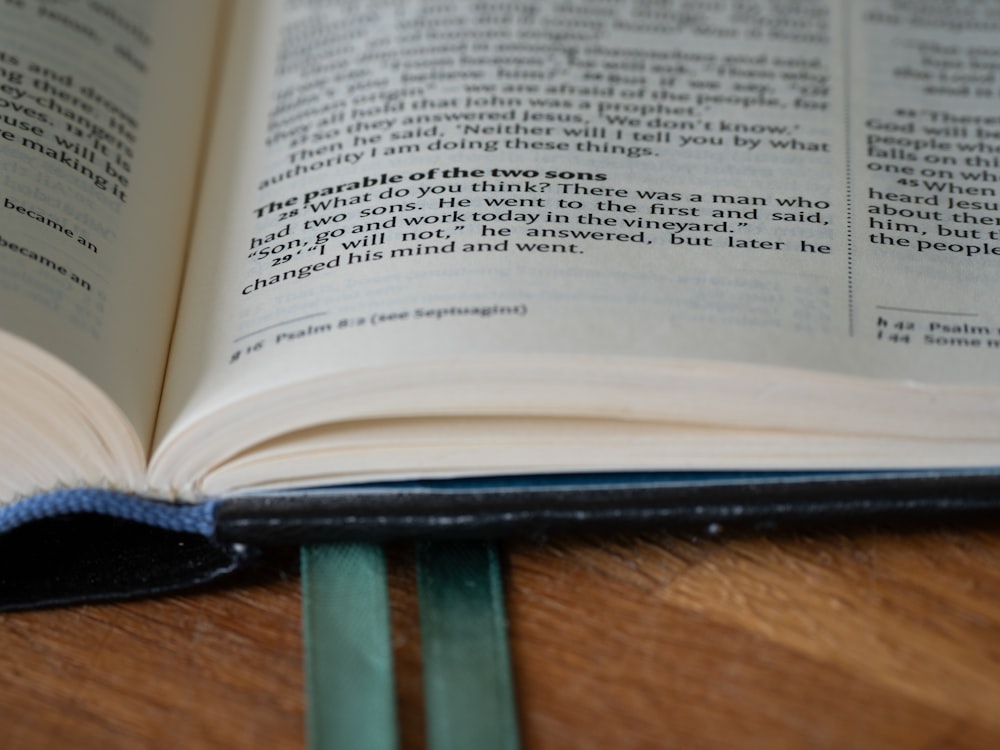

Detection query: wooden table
xmin=3 ymin=520 xmax=1000 ymax=748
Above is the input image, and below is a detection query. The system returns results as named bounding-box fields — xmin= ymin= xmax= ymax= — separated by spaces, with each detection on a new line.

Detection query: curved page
xmin=0 ymin=0 xmax=223 ymax=472
xmin=155 ymin=1 xmax=1000 ymax=495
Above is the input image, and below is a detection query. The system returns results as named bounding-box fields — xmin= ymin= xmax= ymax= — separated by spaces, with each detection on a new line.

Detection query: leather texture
xmin=0 ymin=512 xmax=255 ymax=612
xmin=5 ymin=469 xmax=1000 ymax=610
xmin=215 ymin=470 xmax=1000 ymax=544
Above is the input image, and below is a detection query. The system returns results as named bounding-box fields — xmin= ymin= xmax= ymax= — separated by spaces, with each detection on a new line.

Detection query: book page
xmin=154 ymin=0 xmax=1000 ymax=487
xmin=0 ymin=0 xmax=223 ymax=448
xmin=844 ymin=2 xmax=1000 ymax=372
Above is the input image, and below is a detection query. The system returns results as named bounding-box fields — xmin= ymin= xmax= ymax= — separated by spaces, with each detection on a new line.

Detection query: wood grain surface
xmin=3 ymin=521 xmax=1000 ymax=749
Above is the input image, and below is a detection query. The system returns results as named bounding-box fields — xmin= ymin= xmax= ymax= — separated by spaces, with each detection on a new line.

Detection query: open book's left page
xmin=0 ymin=0 xmax=223 ymax=499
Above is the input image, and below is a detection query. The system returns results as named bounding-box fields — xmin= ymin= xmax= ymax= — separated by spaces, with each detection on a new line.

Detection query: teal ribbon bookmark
xmin=417 ymin=542 xmax=521 ymax=750
xmin=301 ymin=544 xmax=398 ymax=750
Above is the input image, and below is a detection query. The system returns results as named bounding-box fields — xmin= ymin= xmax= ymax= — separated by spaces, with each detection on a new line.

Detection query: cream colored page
xmin=0 ymin=0 xmax=222 ymax=448
xmin=845 ymin=2 xmax=1000 ymax=374
xmin=157 ymin=1 xmax=1000 ymax=464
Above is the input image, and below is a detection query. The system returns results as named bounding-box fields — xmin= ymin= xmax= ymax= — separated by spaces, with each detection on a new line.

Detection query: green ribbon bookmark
xmin=301 ymin=544 xmax=398 ymax=750
xmin=417 ymin=542 xmax=521 ymax=750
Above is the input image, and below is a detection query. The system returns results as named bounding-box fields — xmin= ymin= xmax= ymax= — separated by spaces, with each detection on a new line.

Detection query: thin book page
xmin=0 ymin=0 xmax=222 ymax=452
xmin=155 ymin=1 xmax=1000 ymax=486
xmin=842 ymin=1 xmax=1000 ymax=372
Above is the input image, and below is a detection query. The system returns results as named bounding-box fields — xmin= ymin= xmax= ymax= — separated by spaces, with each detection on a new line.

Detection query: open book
xmin=3 ymin=0 xmax=1000 ymax=604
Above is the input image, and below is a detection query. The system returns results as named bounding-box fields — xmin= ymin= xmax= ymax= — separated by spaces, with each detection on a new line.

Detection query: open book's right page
xmin=154 ymin=0 xmax=1000 ymax=485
